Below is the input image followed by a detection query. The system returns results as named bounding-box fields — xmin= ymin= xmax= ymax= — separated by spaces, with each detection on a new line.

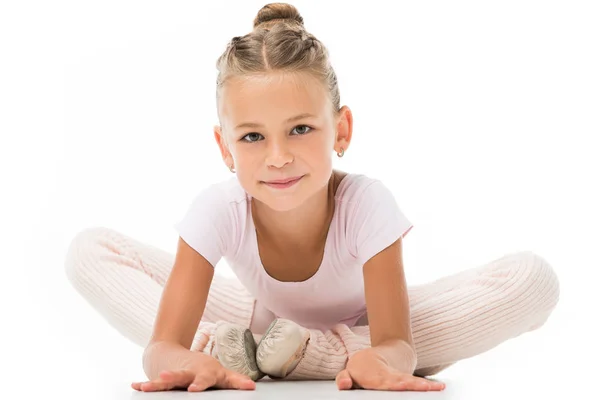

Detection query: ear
xmin=335 ymin=106 xmax=353 ymax=153
xmin=214 ymin=125 xmax=234 ymax=167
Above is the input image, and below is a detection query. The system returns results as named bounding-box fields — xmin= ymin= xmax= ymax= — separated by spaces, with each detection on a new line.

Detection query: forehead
xmin=220 ymin=72 xmax=329 ymax=125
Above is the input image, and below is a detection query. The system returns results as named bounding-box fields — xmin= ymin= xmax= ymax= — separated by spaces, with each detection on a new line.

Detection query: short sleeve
xmin=351 ymin=180 xmax=413 ymax=265
xmin=173 ymin=186 xmax=231 ymax=268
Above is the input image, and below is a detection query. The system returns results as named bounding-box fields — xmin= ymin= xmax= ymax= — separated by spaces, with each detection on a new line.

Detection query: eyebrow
xmin=235 ymin=113 xmax=316 ymax=130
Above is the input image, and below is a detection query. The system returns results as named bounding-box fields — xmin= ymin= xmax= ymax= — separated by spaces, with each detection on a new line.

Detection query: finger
xmin=139 ymin=381 xmax=165 ymax=392
xmin=420 ymin=378 xmax=445 ymax=391
xmin=218 ymin=370 xmax=256 ymax=390
xmin=375 ymin=373 xmax=428 ymax=391
xmin=160 ymin=370 xmax=195 ymax=390
xmin=390 ymin=376 xmax=445 ymax=392
xmin=131 ymin=380 xmax=168 ymax=392
xmin=335 ymin=369 xmax=354 ymax=390
xmin=137 ymin=370 xmax=192 ymax=392
xmin=408 ymin=376 xmax=445 ymax=391
xmin=132 ymin=379 xmax=167 ymax=392
xmin=188 ymin=376 xmax=214 ymax=392
xmin=425 ymin=379 xmax=445 ymax=391
xmin=140 ymin=379 xmax=174 ymax=392
xmin=389 ymin=379 xmax=427 ymax=391
xmin=430 ymin=378 xmax=446 ymax=390
xmin=188 ymin=370 xmax=220 ymax=392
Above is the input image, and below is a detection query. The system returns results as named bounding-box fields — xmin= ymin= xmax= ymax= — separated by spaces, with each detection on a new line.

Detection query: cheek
xmin=232 ymin=150 xmax=254 ymax=165
xmin=314 ymin=136 xmax=335 ymax=157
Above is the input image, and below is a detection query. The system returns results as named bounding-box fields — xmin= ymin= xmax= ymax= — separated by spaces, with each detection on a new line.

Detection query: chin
xmin=250 ymin=182 xmax=307 ymax=211
xmin=255 ymin=191 xmax=306 ymax=212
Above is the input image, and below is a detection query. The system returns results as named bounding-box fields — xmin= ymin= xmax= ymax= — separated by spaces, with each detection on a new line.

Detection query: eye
xmin=292 ymin=125 xmax=312 ymax=135
xmin=241 ymin=132 xmax=262 ymax=143
xmin=240 ymin=125 xmax=313 ymax=143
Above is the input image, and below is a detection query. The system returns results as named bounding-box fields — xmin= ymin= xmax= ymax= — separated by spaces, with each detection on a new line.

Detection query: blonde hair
xmin=215 ymin=2 xmax=341 ymax=118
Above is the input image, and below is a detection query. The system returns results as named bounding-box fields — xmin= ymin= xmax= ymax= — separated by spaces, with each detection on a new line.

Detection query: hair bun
xmin=253 ymin=2 xmax=304 ymax=29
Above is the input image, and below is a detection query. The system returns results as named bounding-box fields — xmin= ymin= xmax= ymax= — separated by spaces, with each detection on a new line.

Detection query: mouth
xmin=263 ymin=175 xmax=304 ymax=184
xmin=261 ymin=175 xmax=304 ymax=188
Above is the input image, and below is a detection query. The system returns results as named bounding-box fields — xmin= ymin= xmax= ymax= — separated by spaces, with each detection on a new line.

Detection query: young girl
xmin=64 ymin=2 xmax=560 ymax=393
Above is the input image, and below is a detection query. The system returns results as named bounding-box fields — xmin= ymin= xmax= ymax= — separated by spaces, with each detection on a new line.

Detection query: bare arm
xmin=337 ymin=237 xmax=445 ymax=391
xmin=362 ymin=237 xmax=417 ymax=373
xmin=141 ymin=236 xmax=216 ymax=380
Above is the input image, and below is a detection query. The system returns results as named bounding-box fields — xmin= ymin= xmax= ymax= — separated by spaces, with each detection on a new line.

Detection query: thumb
xmin=335 ymin=369 xmax=353 ymax=390
xmin=220 ymin=369 xmax=256 ymax=390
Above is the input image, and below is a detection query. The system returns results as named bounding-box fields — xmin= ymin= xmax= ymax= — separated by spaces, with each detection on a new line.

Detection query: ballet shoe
xmin=213 ymin=322 xmax=265 ymax=381
xmin=255 ymin=318 xmax=310 ymax=378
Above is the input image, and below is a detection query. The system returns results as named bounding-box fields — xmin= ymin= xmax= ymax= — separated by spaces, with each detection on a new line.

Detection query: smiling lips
xmin=262 ymin=175 xmax=304 ymax=188
xmin=264 ymin=175 xmax=304 ymax=184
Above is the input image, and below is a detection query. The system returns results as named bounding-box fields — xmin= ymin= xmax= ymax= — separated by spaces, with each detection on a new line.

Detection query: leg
xmin=285 ymin=250 xmax=560 ymax=380
xmin=410 ymin=250 xmax=560 ymax=375
xmin=64 ymin=226 xmax=256 ymax=352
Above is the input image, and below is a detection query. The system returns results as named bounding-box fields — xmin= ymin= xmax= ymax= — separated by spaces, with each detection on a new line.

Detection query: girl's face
xmin=215 ymin=72 xmax=352 ymax=212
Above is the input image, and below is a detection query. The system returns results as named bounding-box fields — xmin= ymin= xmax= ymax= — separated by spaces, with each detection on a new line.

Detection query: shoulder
xmin=335 ymin=171 xmax=393 ymax=206
xmin=337 ymin=172 xmax=413 ymax=264
xmin=183 ymin=176 xmax=248 ymax=211
xmin=173 ymin=177 xmax=250 ymax=264
xmin=334 ymin=171 xmax=402 ymax=235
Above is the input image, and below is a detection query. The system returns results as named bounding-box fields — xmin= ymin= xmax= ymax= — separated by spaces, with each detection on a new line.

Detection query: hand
xmin=131 ymin=354 xmax=256 ymax=392
xmin=335 ymin=347 xmax=446 ymax=391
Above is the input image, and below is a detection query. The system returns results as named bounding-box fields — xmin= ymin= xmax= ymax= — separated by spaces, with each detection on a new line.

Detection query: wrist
xmin=372 ymin=339 xmax=417 ymax=374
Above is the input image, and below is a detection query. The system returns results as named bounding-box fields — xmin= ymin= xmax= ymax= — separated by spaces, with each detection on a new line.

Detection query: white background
xmin=1 ymin=0 xmax=598 ymax=398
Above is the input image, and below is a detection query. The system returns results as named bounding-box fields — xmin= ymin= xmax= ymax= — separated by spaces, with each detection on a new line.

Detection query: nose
xmin=265 ymin=140 xmax=294 ymax=169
